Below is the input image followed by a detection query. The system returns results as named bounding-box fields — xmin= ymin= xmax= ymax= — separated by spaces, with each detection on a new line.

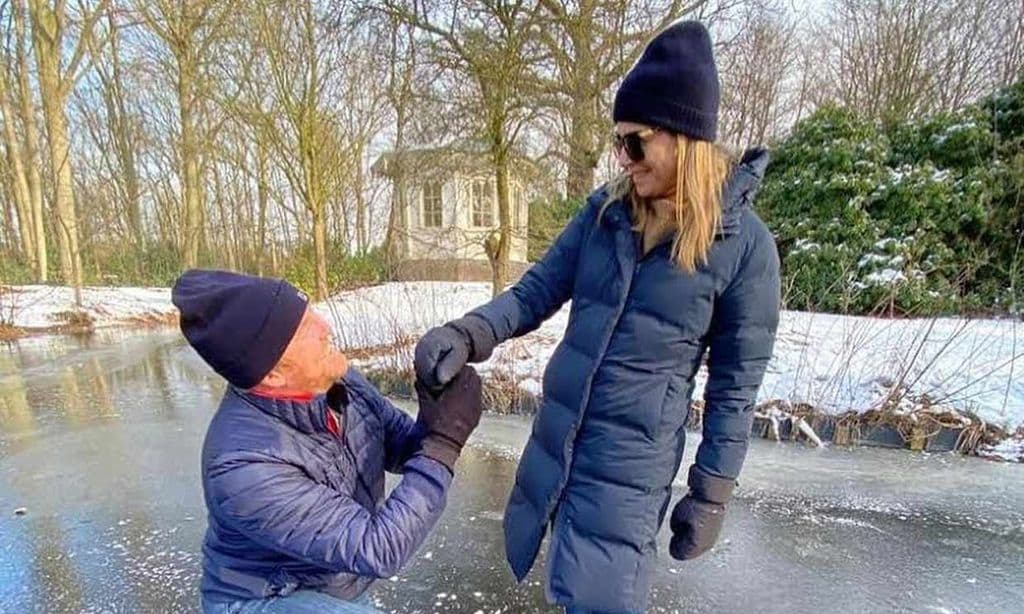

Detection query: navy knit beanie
xmin=613 ymin=20 xmax=719 ymax=142
xmin=172 ymin=269 xmax=309 ymax=389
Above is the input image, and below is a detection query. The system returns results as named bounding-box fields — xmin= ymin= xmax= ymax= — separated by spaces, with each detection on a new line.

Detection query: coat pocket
xmin=658 ymin=374 xmax=695 ymax=434
xmin=638 ymin=374 xmax=672 ymax=441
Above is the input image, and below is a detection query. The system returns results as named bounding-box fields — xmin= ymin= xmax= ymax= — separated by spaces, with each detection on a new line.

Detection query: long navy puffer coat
xmin=472 ymin=149 xmax=780 ymax=611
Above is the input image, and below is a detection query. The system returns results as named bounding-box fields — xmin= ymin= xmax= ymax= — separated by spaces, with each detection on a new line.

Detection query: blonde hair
xmin=604 ymin=135 xmax=732 ymax=273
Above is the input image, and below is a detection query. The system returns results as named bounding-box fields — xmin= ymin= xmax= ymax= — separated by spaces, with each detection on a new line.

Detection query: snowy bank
xmin=316 ymin=282 xmax=1024 ymax=450
xmin=1 ymin=285 xmax=174 ymax=332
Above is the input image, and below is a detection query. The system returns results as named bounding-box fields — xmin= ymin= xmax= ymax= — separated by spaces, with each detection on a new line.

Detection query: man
xmin=173 ymin=269 xmax=482 ymax=613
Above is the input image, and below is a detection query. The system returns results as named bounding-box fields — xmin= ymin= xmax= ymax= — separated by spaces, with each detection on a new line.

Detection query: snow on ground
xmin=316 ymin=282 xmax=565 ymax=396
xmin=5 ymin=281 xmax=1023 ymax=434
xmin=318 ymin=282 xmax=1024 ymax=433
xmin=764 ymin=311 xmax=1023 ymax=430
xmin=2 ymin=285 xmax=172 ymax=330
xmin=981 ymin=436 xmax=1024 ymax=462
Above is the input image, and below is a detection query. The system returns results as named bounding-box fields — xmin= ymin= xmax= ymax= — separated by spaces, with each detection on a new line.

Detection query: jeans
xmin=202 ymin=590 xmax=383 ymax=613
xmin=565 ymin=608 xmax=641 ymax=614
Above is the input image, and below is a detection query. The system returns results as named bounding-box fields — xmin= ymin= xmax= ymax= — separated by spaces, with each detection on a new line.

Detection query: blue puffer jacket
xmin=199 ymin=369 xmax=451 ymax=605
xmin=473 ymin=149 xmax=780 ymax=611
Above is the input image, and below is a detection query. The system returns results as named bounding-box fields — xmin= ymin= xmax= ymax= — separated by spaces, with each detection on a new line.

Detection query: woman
xmin=415 ymin=20 xmax=780 ymax=614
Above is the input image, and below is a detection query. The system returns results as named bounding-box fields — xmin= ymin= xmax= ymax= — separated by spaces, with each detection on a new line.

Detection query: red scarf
xmin=249 ymin=388 xmax=339 ymax=436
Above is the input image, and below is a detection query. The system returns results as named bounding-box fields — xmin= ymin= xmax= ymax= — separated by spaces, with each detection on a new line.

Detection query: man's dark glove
xmin=669 ymin=465 xmax=736 ymax=560
xmin=414 ymin=315 xmax=497 ymax=390
xmin=414 ymin=366 xmax=483 ymax=471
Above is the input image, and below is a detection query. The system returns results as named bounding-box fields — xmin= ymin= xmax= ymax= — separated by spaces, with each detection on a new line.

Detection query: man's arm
xmin=344 ymin=369 xmax=422 ymax=472
xmin=205 ymin=450 xmax=450 ymax=579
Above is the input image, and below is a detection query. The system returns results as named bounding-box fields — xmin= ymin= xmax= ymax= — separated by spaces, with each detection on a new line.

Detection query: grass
xmin=0 ymin=322 xmax=24 ymax=341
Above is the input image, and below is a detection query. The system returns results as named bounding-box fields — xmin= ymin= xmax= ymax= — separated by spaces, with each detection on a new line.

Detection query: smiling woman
xmin=607 ymin=123 xmax=731 ymax=263
xmin=414 ymin=19 xmax=782 ymax=614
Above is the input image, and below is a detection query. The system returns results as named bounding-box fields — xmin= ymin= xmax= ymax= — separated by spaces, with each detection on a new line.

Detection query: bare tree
xmin=0 ymin=166 xmax=16 ymax=256
xmin=717 ymin=1 xmax=798 ymax=147
xmin=245 ymin=0 xmax=355 ymax=300
xmin=1 ymin=0 xmax=47 ymax=281
xmin=381 ymin=0 xmax=545 ymax=296
xmin=379 ymin=15 xmax=418 ymax=271
xmin=331 ymin=21 xmax=389 ymax=256
xmin=991 ymin=0 xmax=1024 ymax=87
xmin=29 ymin=0 xmax=111 ymax=302
xmin=370 ymin=10 xmax=451 ymax=276
xmin=814 ymin=0 xmax=1014 ymax=124
xmin=222 ymin=64 xmax=279 ymax=276
xmin=0 ymin=14 xmax=36 ymax=270
xmin=85 ymin=4 xmax=145 ymax=251
xmin=821 ymin=0 xmax=939 ymax=122
xmin=13 ymin=0 xmax=46 ymax=281
xmin=928 ymin=0 xmax=1003 ymax=112
xmin=134 ymin=0 xmax=237 ymax=269
xmin=533 ymin=0 xmax=706 ymax=200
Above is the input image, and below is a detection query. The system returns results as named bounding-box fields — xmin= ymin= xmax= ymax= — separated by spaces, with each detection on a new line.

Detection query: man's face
xmin=276 ymin=308 xmax=348 ymax=394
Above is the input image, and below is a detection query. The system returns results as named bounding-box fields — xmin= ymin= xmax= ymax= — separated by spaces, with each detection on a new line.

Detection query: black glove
xmin=669 ymin=465 xmax=735 ymax=560
xmin=414 ymin=315 xmax=497 ymax=390
xmin=414 ymin=366 xmax=483 ymax=471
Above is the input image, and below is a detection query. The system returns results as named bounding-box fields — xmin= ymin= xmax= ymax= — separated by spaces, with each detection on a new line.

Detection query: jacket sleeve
xmin=695 ymin=224 xmax=781 ymax=480
xmin=346 ymin=369 xmax=423 ymax=472
xmin=471 ymin=194 xmax=600 ymax=341
xmin=372 ymin=391 xmax=423 ymax=473
xmin=205 ymin=451 xmax=451 ymax=579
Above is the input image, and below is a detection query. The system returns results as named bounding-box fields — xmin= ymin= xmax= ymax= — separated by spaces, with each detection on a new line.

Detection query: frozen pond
xmin=1 ymin=330 xmax=1022 ymax=613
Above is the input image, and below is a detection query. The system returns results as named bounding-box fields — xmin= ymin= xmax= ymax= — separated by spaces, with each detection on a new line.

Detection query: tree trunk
xmin=312 ymin=205 xmax=328 ymax=300
xmin=211 ymin=163 xmax=237 ymax=270
xmin=256 ymin=141 xmax=269 ymax=276
xmin=5 ymin=153 xmax=36 ymax=266
xmin=0 ymin=77 xmax=37 ymax=267
xmin=355 ymin=151 xmax=367 ymax=254
xmin=383 ymin=177 xmax=403 ymax=273
xmin=14 ymin=0 xmax=46 ymax=281
xmin=28 ymin=150 xmax=47 ymax=281
xmin=565 ymin=107 xmax=600 ymax=200
xmin=491 ymin=157 xmax=512 ymax=297
xmin=30 ymin=0 xmax=82 ymax=303
xmin=564 ymin=80 xmax=601 ymax=200
xmin=382 ymin=116 xmax=407 ymax=273
xmin=329 ymin=193 xmax=345 ymax=256
xmin=1 ymin=192 xmax=16 ymax=253
xmin=178 ymin=62 xmax=203 ymax=268
xmin=107 ymin=15 xmax=144 ymax=251
xmin=338 ymin=193 xmax=350 ymax=255
xmin=39 ymin=86 xmax=83 ymax=299
xmin=198 ymin=153 xmax=211 ymax=257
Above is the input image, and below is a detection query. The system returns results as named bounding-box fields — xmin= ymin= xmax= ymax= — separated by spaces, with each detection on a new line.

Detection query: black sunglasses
xmin=613 ymin=128 xmax=657 ymax=162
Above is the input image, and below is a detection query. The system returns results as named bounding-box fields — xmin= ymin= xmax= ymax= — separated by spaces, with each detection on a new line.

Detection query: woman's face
xmin=614 ymin=121 xmax=678 ymax=200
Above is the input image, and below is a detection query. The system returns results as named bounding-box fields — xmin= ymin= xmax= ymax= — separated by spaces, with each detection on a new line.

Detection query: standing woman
xmin=416 ymin=21 xmax=780 ymax=614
